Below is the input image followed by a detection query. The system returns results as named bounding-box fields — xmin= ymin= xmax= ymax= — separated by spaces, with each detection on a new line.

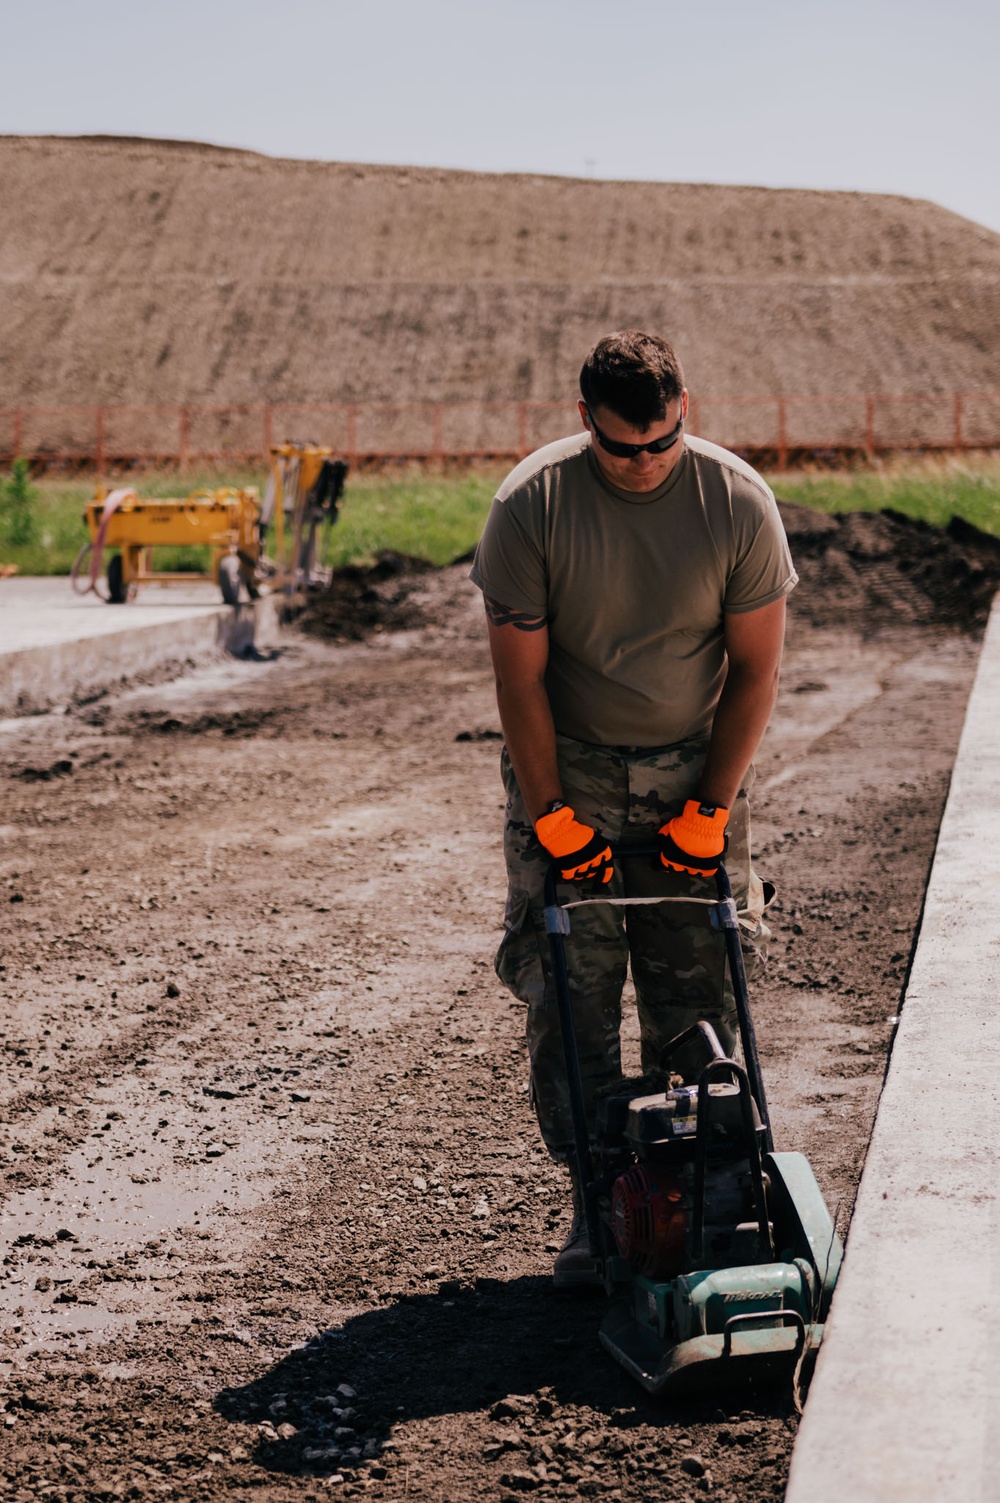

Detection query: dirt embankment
xmin=0 ymin=509 xmax=992 ymax=1501
xmin=2 ymin=134 xmax=1000 ymax=413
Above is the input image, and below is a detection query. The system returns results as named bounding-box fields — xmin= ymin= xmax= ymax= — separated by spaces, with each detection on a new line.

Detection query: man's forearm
xmin=496 ymin=680 xmax=562 ymax=824
xmin=699 ymin=663 xmax=780 ymax=811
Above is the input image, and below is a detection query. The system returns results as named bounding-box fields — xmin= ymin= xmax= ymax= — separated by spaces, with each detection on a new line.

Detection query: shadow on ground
xmin=216 ymin=1275 xmax=795 ymax=1479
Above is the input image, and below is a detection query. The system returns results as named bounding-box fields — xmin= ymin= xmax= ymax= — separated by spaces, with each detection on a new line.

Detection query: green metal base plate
xmin=599 ymin=1301 xmax=824 ymax=1396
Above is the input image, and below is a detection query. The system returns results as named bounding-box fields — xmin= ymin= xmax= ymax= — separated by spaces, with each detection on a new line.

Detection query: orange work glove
xmin=535 ymin=803 xmax=613 ymax=885
xmin=658 ymin=800 xmax=729 ymax=877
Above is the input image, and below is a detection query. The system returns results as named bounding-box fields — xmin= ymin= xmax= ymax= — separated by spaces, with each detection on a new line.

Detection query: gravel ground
xmin=0 ymin=511 xmax=991 ymax=1501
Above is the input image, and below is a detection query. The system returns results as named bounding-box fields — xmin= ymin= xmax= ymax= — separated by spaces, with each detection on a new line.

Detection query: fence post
xmin=953 ymin=393 xmax=964 ymax=449
xmin=776 ymin=397 xmax=788 ymax=469
xmin=179 ymin=406 xmax=189 ymax=467
xmin=865 ymin=396 xmax=875 ymax=461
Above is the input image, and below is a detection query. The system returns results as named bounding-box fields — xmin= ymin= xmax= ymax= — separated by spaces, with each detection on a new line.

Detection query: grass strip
xmin=2 ymin=460 xmax=999 ymax=577
xmin=771 ymin=463 xmax=1000 ymax=536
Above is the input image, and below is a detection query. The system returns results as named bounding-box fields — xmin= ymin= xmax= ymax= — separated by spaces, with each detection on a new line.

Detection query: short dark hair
xmin=579 ymin=330 xmax=685 ymax=429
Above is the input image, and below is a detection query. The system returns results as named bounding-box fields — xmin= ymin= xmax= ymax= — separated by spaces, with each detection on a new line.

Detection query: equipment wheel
xmin=107 ymin=553 xmax=129 ymax=604
xmin=219 ymin=555 xmax=241 ymax=606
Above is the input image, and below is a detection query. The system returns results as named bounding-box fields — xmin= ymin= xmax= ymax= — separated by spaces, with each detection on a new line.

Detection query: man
xmin=469 ymin=330 xmax=796 ymax=1286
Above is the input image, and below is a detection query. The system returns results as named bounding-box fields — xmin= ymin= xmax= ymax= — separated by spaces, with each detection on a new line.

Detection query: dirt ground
xmin=0 ymin=508 xmax=995 ymax=1502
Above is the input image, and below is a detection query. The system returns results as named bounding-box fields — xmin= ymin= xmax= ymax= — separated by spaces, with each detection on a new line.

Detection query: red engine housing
xmin=611 ymin=1164 xmax=688 ymax=1277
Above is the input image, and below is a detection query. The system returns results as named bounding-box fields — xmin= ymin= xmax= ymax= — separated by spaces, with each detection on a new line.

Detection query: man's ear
xmin=578 ymin=400 xmax=591 ymax=429
xmin=681 ymin=389 xmax=689 ymax=419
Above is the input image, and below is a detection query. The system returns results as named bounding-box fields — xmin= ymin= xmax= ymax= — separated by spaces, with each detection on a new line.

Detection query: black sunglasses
xmin=585 ymin=408 xmax=684 ymax=460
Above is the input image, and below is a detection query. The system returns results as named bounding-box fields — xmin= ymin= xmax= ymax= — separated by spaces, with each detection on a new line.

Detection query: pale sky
xmin=5 ymin=0 xmax=999 ymax=235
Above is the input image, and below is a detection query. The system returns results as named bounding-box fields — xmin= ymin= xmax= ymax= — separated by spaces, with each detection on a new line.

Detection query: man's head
xmin=579 ymin=330 xmax=688 ymax=493
xmin=579 ymin=329 xmax=685 ymax=428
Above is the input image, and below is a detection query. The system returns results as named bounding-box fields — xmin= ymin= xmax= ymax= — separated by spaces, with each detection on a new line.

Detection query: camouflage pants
xmin=496 ymin=734 xmax=771 ymax=1161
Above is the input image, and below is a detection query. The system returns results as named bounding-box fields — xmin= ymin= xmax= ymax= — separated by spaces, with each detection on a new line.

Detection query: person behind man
xmin=469 ymin=329 xmax=797 ymax=1286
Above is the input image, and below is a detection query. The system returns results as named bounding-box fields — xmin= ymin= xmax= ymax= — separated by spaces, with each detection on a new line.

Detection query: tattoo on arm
xmin=484 ymin=595 xmax=547 ymax=632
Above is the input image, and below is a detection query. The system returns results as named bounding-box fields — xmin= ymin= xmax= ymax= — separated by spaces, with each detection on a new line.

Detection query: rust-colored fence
xmin=2 ymin=393 xmax=1000 ymax=468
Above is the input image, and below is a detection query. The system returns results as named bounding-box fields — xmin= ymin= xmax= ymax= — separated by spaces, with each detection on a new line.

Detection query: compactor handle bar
xmin=542 ymin=846 xmax=773 ymax=1251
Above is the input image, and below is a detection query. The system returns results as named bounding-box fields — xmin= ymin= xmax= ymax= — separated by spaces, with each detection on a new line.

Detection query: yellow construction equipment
xmin=71 ymin=443 xmax=347 ymax=605
xmin=262 ymin=442 xmax=347 ymax=597
xmin=73 ymin=486 xmax=261 ymax=604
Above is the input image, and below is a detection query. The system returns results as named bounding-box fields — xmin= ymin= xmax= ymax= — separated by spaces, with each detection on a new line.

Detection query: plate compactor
xmin=544 ymin=849 xmax=842 ymax=1395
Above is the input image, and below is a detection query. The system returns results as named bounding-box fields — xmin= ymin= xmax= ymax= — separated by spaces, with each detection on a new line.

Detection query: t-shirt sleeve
xmin=468 ymin=494 xmax=548 ymax=615
xmin=722 ymin=482 xmax=798 ymax=614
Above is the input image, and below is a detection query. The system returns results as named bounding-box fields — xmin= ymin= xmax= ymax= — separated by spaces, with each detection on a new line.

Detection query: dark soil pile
xmin=297 ymin=551 xmax=437 ymax=641
xmin=779 ymin=503 xmax=1000 ymax=632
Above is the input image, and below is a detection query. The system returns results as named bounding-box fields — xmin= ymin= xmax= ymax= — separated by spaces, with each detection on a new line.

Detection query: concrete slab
xmin=785 ymin=597 xmax=1000 ymax=1502
xmin=0 ymin=577 xmax=279 ymax=716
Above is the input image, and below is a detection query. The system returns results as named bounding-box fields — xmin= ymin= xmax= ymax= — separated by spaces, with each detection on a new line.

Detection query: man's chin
xmin=618 ymin=468 xmax=666 ymax=493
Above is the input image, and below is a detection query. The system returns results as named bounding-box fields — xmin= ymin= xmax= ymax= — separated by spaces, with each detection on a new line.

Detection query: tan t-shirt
xmin=470 ymin=431 xmax=797 ymax=746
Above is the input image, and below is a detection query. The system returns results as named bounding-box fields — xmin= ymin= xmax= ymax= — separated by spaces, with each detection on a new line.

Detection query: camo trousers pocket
xmin=494 ymin=888 xmax=548 ymax=1008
